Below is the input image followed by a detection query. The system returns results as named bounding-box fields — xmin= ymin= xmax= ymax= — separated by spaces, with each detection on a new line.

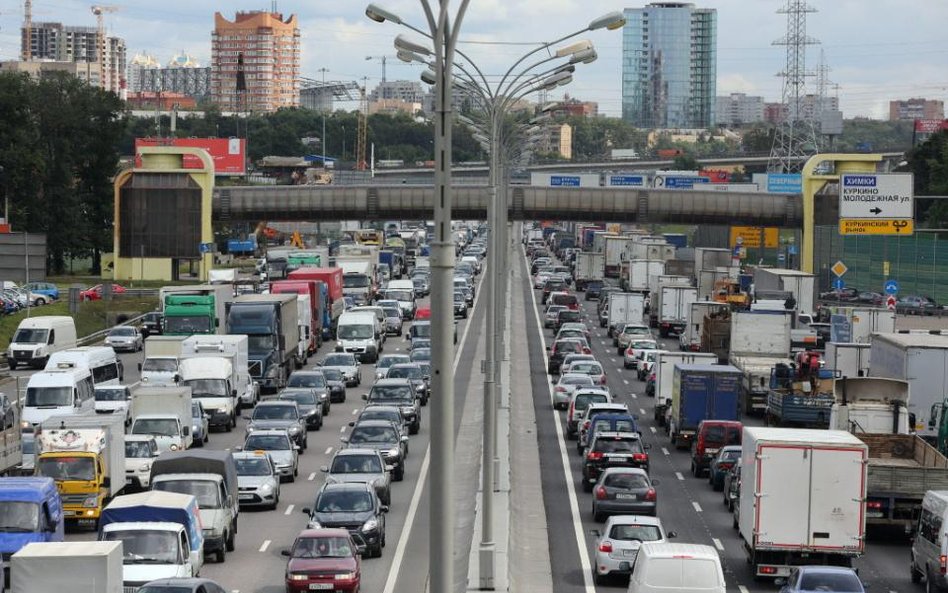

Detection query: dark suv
xmin=541 ymin=278 xmax=569 ymax=304
xmin=584 ymin=280 xmax=603 ymax=301
xmin=547 ymin=338 xmax=588 ymax=375
xmin=582 ymin=431 xmax=650 ymax=491
xmin=303 ymin=482 xmax=388 ymax=558
xmin=140 ymin=311 xmax=163 ymax=337
xmin=364 ymin=378 xmax=421 ymax=434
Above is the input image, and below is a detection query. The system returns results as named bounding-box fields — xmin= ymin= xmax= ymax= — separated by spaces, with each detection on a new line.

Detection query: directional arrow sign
xmin=839 ymin=173 xmax=913 ymax=219
xmin=869 ymin=207 xmax=882 ymax=215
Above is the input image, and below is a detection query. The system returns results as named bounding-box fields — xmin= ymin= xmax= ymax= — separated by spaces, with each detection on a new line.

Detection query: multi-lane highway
xmin=518 ymin=245 xmax=919 ymax=593
xmin=7 ymin=275 xmax=488 ymax=593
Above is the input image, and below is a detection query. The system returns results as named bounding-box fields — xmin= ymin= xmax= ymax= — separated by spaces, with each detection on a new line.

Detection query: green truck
xmin=160 ymin=285 xmax=234 ymax=336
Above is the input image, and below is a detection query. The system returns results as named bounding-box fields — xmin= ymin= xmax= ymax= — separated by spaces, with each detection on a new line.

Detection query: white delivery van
xmin=626 ymin=543 xmax=726 ymax=593
xmin=46 ymin=347 xmax=123 ymax=386
xmin=23 ymin=366 xmax=95 ymax=426
xmin=913 ymin=491 xmax=948 ymax=588
xmin=6 ymin=316 xmax=77 ymax=370
xmin=336 ymin=311 xmax=382 ymax=363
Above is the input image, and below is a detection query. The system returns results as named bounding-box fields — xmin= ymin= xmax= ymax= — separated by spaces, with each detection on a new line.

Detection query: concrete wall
xmin=0 ymin=233 xmax=46 ymax=284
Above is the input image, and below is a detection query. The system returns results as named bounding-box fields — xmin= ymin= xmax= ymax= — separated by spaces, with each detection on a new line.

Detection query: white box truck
xmin=604 ymin=236 xmax=634 ymax=278
xmin=754 ymin=269 xmax=816 ymax=315
xmin=655 ymin=285 xmax=698 ymax=338
xmin=739 ymin=427 xmax=867 ymax=578
xmin=652 ymin=351 xmax=717 ymax=425
xmin=12 ymin=541 xmax=122 ymax=593
xmin=573 ymin=252 xmax=605 ymax=291
xmin=625 ymin=259 xmax=664 ymax=293
xmin=180 ymin=334 xmax=257 ymax=421
xmin=729 ymin=312 xmax=792 ymax=416
xmin=129 ymin=387 xmax=193 ymax=453
xmin=870 ymin=332 xmax=948 ymax=438
xmin=680 ymin=301 xmax=729 ymax=352
xmin=140 ymin=335 xmax=187 ymax=386
xmin=606 ymin=293 xmax=646 ymax=337
xmin=831 ymin=376 xmax=910 ymax=434
xmin=825 ymin=342 xmax=871 ymax=378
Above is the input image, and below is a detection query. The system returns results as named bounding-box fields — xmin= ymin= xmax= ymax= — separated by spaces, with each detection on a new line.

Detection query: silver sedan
xmin=591 ymin=515 xmax=674 ymax=585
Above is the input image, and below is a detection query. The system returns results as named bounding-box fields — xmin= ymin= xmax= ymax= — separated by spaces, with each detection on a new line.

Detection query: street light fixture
xmin=364 ymin=3 xmax=402 ymax=24
xmin=394 ymin=34 xmax=432 ymax=56
xmin=589 ymin=10 xmax=627 ymax=31
xmin=555 ymin=39 xmax=592 ymax=57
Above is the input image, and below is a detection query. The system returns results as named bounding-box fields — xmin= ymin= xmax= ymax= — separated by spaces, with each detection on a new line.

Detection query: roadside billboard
xmin=135 ymin=137 xmax=247 ymax=175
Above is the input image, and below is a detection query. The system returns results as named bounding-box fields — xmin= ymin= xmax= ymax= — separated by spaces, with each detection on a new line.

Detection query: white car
xmin=623 ymin=339 xmax=658 ymax=370
xmin=104 ymin=326 xmax=143 ymax=352
xmin=552 ymin=373 xmax=596 ymax=410
xmin=616 ymin=324 xmax=652 ymax=353
xmin=591 ymin=515 xmax=675 ymax=585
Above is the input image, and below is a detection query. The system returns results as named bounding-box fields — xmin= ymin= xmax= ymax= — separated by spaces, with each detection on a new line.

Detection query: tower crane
xmin=91 ymin=5 xmax=120 ymax=91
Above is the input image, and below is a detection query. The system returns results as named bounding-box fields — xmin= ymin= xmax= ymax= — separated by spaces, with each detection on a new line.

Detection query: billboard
xmin=729 ymin=226 xmax=779 ymax=249
xmin=914 ymin=119 xmax=948 ymax=134
xmin=135 ymin=138 xmax=247 ymax=175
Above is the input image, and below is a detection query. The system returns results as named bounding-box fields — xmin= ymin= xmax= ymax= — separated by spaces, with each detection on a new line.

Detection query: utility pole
xmin=317 ymin=68 xmax=329 ymax=163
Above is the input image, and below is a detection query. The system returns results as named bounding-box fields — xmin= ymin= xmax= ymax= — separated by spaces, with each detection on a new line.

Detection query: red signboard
xmin=700 ymin=169 xmax=731 ymax=183
xmin=135 ymin=138 xmax=247 ymax=175
xmin=914 ymin=119 xmax=948 ymax=134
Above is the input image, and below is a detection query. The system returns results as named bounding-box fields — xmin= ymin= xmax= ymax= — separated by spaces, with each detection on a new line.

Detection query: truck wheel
xmin=7 ymin=361 xmax=15 ymax=370
xmin=217 ymin=545 xmax=226 ymax=563
xmin=226 ymin=529 xmax=235 ymax=552
xmin=394 ymin=463 xmax=405 ymax=482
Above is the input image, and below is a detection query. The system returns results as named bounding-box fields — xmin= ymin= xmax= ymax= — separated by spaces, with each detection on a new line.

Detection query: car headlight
xmin=307 ymin=520 xmax=321 ymax=529
xmin=415 ymin=385 xmax=425 ymax=393
xmin=386 ymin=448 xmax=401 ymax=458
xmin=259 ymin=483 xmax=274 ymax=494
xmin=335 ymin=572 xmax=357 ymax=580
xmin=82 ymin=495 xmax=98 ymax=508
xmin=192 ymin=424 xmax=198 ymax=432
xmin=288 ymin=573 xmax=308 ymax=581
xmin=140 ymin=462 xmax=151 ymax=473
xmin=362 ymin=519 xmax=378 ymax=532
xmin=170 ymin=444 xmax=179 ymax=451
xmin=288 ymin=425 xmax=301 ymax=434
xmin=401 ymin=406 xmax=414 ymax=415
xmin=246 ymin=425 xmax=256 ymax=433
xmin=265 ymin=365 xmax=280 ymax=378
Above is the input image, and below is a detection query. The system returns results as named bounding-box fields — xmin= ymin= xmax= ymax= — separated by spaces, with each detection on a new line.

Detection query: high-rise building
xmin=715 ymin=93 xmax=764 ymax=127
xmin=370 ymin=80 xmax=425 ymax=104
xmin=621 ymin=3 xmax=717 ymax=129
xmin=889 ymin=98 xmax=945 ymax=121
xmin=211 ymin=11 xmax=300 ymax=113
xmin=23 ymin=22 xmax=126 ymax=93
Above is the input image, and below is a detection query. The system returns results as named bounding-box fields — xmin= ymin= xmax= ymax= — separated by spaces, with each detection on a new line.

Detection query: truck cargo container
xmin=623 ymin=259 xmax=664 ymax=293
xmin=629 ymin=240 xmax=675 ymax=263
xmin=663 ymin=259 xmax=694 ymax=278
xmin=287 ymin=267 xmax=344 ymax=340
xmin=822 ymin=307 xmax=896 ymax=343
xmin=271 ymin=279 xmax=326 ymax=353
xmin=12 ymin=540 xmax=122 ymax=593
xmin=573 ymin=252 xmax=605 ymax=292
xmin=604 ymin=236 xmax=634 ymax=278
xmin=653 ymin=352 xmax=718 ymax=424
xmin=739 ymin=427 xmax=867 ymax=578
xmin=825 ymin=342 xmax=872 ymax=378
xmin=694 ymin=247 xmax=732 ymax=272
xmin=226 ymin=294 xmax=300 ymax=393
xmin=729 ymin=312 xmax=793 ymax=416
xmin=655 ymin=285 xmax=698 ymax=337
xmin=753 ymin=268 xmax=816 ymax=315
xmin=647 ymin=274 xmax=689 ymax=303
xmin=591 ymin=232 xmax=618 ymax=254
xmin=681 ymin=301 xmax=728 ymax=352
xmin=667 ymin=364 xmax=741 ymax=449
xmin=870 ymin=332 xmax=948 ymax=439
xmin=606 ymin=293 xmax=646 ymax=335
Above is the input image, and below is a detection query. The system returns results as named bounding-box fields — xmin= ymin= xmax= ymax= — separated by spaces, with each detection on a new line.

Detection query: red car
xmin=283 ymin=528 xmax=362 ymax=593
xmin=80 ymin=283 xmax=127 ymax=301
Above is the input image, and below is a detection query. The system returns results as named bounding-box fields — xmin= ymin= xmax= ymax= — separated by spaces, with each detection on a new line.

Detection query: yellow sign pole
xmin=800 ymin=154 xmax=883 ymax=273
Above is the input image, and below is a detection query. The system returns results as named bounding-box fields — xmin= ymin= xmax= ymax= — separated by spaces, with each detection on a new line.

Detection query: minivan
xmin=46 ymin=346 xmax=123 ymax=386
xmin=23 ymin=366 xmax=95 ymax=426
xmin=690 ymin=421 xmax=742 ymax=478
xmin=336 ymin=311 xmax=382 ymax=363
xmin=626 ymin=543 xmax=726 ymax=593
xmin=6 ymin=316 xmax=77 ymax=370
xmin=912 ymin=490 xmax=948 ymax=588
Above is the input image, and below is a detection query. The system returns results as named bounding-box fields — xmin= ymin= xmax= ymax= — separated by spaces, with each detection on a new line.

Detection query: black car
xmin=278 ymin=388 xmax=325 ymax=431
xmin=541 ymin=279 xmax=569 ymax=304
xmin=819 ymin=287 xmax=859 ymax=301
xmin=342 ymin=419 xmax=408 ymax=481
xmin=319 ymin=367 xmax=347 ymax=403
xmin=384 ymin=363 xmax=429 ymax=406
xmin=584 ymin=281 xmax=603 ymax=301
xmin=453 ymin=290 xmax=468 ymax=319
xmin=364 ymin=378 xmax=421 ymax=434
xmin=303 ymin=483 xmax=388 ymax=557
xmin=286 ymin=371 xmax=332 ymax=416
xmin=547 ymin=338 xmax=587 ymax=375
xmin=140 ymin=311 xmax=163 ymax=337
xmin=581 ymin=431 xmax=650 ymax=492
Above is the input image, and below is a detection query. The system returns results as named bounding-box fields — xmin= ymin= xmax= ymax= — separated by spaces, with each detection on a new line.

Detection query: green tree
xmin=672 ymin=153 xmax=699 ymax=170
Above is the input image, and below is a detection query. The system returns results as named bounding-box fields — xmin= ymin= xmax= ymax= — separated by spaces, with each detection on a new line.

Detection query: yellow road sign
xmin=831 ymin=261 xmax=848 ymax=277
xmin=729 ymin=226 xmax=779 ymax=248
xmin=838 ymin=219 xmax=914 ymax=235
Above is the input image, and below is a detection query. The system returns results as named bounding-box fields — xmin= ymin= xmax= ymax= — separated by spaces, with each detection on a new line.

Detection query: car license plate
xmin=866 ymin=511 xmax=883 ymax=519
xmin=126 ymin=477 xmax=133 ymax=485
xmin=239 ymin=494 xmax=253 ymax=501
xmin=615 ymin=493 xmax=636 ymax=500
xmin=309 ymin=585 xmax=333 ymax=590
xmin=706 ymin=448 xmax=719 ymax=455
xmin=622 ymin=549 xmax=637 ymax=557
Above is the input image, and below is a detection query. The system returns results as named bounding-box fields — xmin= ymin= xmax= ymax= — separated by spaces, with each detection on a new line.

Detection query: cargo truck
xmin=573 ymin=252 xmax=605 ymax=292
xmin=180 ymin=334 xmax=255 ymax=425
xmin=870 ymin=332 xmax=948 ymax=439
xmin=694 ymin=247 xmax=733 ymax=272
xmin=604 ymin=236 xmax=634 ymax=278
xmin=623 ymin=260 xmax=664 ymax=293
xmin=653 ymin=352 xmax=718 ymax=424
xmin=271 ymin=279 xmax=326 ymax=355
xmin=628 ymin=239 xmax=675 ymax=262
xmin=226 ymin=294 xmax=300 ymax=393
xmin=647 ymin=274 xmax=689 ymax=304
xmin=739 ymin=427 xmax=867 ymax=578
xmin=140 ymin=335 xmax=187 ymax=386
xmin=12 ymin=540 xmax=123 ymax=593
xmin=825 ymin=342 xmax=871 ymax=378
xmin=821 ymin=307 xmax=896 ymax=343
xmin=765 ymin=366 xmax=835 ymax=428
xmin=697 ymin=267 xmax=739 ymax=301
xmin=680 ymin=301 xmax=728 ymax=352
xmin=287 ymin=267 xmax=344 ymax=340
xmin=832 ymin=376 xmax=910 ymax=434
xmin=35 ymin=413 xmax=126 ymax=527
xmin=655 ymin=284 xmax=698 ymax=337
xmin=150 ymin=450 xmax=238 ymax=564
xmin=666 ymin=364 xmax=741 ymax=449
xmin=99 ymin=490 xmax=205 ymax=584
xmin=729 ymin=312 xmax=793 ymax=416
xmin=0 ymin=477 xmax=64 ymax=581
xmin=129 ymin=387 xmax=193 ymax=453
xmin=159 ymin=284 xmax=234 ymax=336
xmin=753 ymin=269 xmax=816 ymax=315
xmin=605 ymin=293 xmax=646 ymax=335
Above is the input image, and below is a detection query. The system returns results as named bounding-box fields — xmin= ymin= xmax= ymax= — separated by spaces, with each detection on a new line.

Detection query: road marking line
xmin=712 ymin=538 xmax=724 ymax=551
xmin=381 ymin=275 xmax=481 ymax=593
xmin=739 ymin=586 xmax=750 ymax=593
xmin=662 ymin=448 xmax=670 ymax=456
xmin=623 ymin=379 xmax=630 ymax=385
xmin=524 ymin=249 xmax=595 ymax=593
xmin=630 ymin=393 xmax=637 ymax=399
xmin=284 ymin=504 xmax=294 ymax=516
xmin=639 ymin=408 xmax=646 ymax=415
xmin=325 ymin=446 xmax=333 ymax=455
xmin=649 ymin=426 xmax=656 ymax=434
xmin=340 ymin=426 xmax=346 ymax=433
xmin=611 ymin=358 xmax=617 ymax=364
xmin=258 ymin=539 xmax=271 ymax=552
xmin=352 ymin=408 xmax=359 ymax=415
xmin=692 ymin=501 xmax=703 ymax=513
xmin=307 ymin=472 xmax=316 ymax=481
xmin=676 ymin=472 xmax=684 ymax=480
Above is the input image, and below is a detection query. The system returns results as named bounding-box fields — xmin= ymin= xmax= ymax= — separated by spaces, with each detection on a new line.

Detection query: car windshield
xmin=546 ymin=307 xmax=566 ymax=317
xmin=25 ymin=387 xmax=72 ymax=407
xmin=604 ymin=472 xmax=650 ymax=489
xmin=596 ymin=438 xmax=644 ymax=453
xmin=594 ymin=418 xmax=636 ymax=433
xmin=0 ymin=501 xmax=40 ymax=532
xmin=705 ymin=425 xmax=741 ymax=445
xmin=338 ymin=325 xmax=373 ymax=340
xmin=343 ymin=275 xmax=370 ymax=288
xmin=288 ymin=373 xmax=327 ymax=388
xmin=22 ymin=438 xmax=35 ymax=455
xmin=141 ymin=358 xmax=177 ymax=372
xmin=562 ymin=376 xmax=594 ymax=387
xmin=383 ymin=308 xmax=401 ymax=319
xmin=331 ymin=454 xmax=383 ymax=473
xmin=104 ymin=529 xmax=180 ymax=565
xmin=632 ymin=341 xmax=656 ymax=349
xmin=321 ymin=369 xmax=344 ymax=382
xmin=361 ymin=410 xmax=400 ymax=424
xmin=385 ymin=290 xmax=413 ymax=302
xmin=131 ymin=418 xmax=180 ymax=437
xmin=323 ymin=354 xmax=355 ymax=367
xmin=12 ymin=329 xmax=48 ymax=344
xmin=95 ymin=388 xmax=127 ymax=402
xmin=575 ymin=394 xmax=608 ymax=409
xmin=153 ymin=479 xmax=222 ymax=509
xmin=609 ymin=524 xmax=662 ymax=541
xmin=798 ymin=571 xmax=863 ymax=592
xmin=245 ymin=434 xmax=292 ymax=451
xmin=719 ymin=449 xmax=741 ymax=462
xmin=125 ymin=440 xmax=156 ymax=458
xmin=281 ymin=391 xmax=316 ymax=406
xmin=377 ymin=357 xmax=407 ymax=369
xmin=572 ymin=363 xmax=603 ymax=375
xmin=349 ymin=425 xmax=398 ymax=444
xmin=253 ymin=405 xmax=298 ymax=420
xmin=110 ymin=327 xmax=137 ymax=336
xmin=37 ymin=456 xmax=95 ymax=481
xmin=316 ymin=490 xmax=373 ymax=513
xmin=387 ymin=366 xmax=423 ymax=380
xmin=370 ymin=385 xmax=413 ymax=402
xmin=183 ymin=378 xmax=229 ymax=398
xmin=410 ymin=349 xmax=431 ymax=362
xmin=292 ymin=536 xmax=354 ymax=559
xmin=236 ymin=457 xmax=272 ymax=476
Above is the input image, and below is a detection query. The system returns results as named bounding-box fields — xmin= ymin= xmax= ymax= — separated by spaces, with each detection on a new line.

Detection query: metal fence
xmin=815 ymin=226 xmax=948 ymax=302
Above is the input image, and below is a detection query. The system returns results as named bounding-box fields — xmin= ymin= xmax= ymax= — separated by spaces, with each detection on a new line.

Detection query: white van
xmin=336 ymin=311 xmax=382 ymax=363
xmin=912 ymin=490 xmax=948 ymax=588
xmin=6 ymin=316 xmax=77 ymax=369
xmin=382 ymin=279 xmax=417 ymax=319
xmin=46 ymin=346 xmax=123 ymax=386
xmin=626 ymin=543 xmax=726 ymax=593
xmin=23 ymin=366 xmax=95 ymax=426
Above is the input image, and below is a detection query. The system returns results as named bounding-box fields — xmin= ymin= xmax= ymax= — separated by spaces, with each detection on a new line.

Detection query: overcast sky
xmin=3 ymin=0 xmax=947 ymax=119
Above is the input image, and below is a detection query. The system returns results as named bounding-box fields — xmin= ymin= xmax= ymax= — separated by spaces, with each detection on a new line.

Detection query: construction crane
xmin=22 ymin=0 xmax=31 ymax=61
xmin=91 ymin=5 xmax=120 ymax=91
xmin=355 ymin=78 xmax=369 ymax=171
xmin=365 ymin=55 xmax=388 ymax=84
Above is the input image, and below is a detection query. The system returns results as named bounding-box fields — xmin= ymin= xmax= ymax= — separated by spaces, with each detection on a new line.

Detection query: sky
xmin=2 ymin=0 xmax=947 ymax=119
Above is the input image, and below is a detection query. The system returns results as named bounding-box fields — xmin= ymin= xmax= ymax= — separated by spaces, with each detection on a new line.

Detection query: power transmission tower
xmin=355 ymin=77 xmax=369 ymax=171
xmin=768 ymin=0 xmax=821 ymax=173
